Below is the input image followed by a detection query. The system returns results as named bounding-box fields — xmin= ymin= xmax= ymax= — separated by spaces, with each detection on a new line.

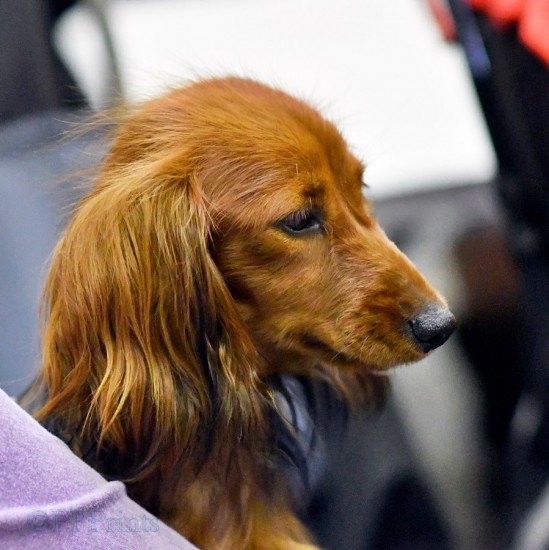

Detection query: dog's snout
xmin=408 ymin=305 xmax=456 ymax=353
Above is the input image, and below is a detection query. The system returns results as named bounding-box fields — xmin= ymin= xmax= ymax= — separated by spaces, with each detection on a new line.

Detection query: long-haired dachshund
xmin=23 ymin=77 xmax=455 ymax=549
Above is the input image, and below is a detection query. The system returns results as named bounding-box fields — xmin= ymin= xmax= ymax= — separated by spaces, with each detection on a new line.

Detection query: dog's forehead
xmin=211 ymin=158 xmax=369 ymax=231
xmin=206 ymin=126 xmax=367 ymax=226
xmin=184 ymin=78 xmax=368 ymax=221
xmin=234 ymin=107 xmax=365 ymax=196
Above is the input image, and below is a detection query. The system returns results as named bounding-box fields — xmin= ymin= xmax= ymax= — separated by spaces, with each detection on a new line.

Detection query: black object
xmin=449 ymin=1 xmax=549 ymax=546
xmin=0 ymin=0 xmax=86 ymax=123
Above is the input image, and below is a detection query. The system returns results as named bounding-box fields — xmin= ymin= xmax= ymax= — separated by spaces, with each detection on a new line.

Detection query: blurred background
xmin=2 ymin=1 xmax=549 ymax=549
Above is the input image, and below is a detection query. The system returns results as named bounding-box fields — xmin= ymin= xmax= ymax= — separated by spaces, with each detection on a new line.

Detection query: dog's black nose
xmin=409 ymin=305 xmax=456 ymax=353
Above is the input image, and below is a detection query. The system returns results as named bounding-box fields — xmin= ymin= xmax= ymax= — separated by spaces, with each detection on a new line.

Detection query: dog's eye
xmin=279 ymin=211 xmax=323 ymax=236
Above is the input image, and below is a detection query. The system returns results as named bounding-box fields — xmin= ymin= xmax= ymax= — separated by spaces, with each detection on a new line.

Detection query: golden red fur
xmin=29 ymin=77 xmax=454 ymax=549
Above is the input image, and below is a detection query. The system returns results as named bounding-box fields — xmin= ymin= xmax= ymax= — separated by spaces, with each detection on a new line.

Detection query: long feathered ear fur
xmin=35 ymin=112 xmax=269 ymax=517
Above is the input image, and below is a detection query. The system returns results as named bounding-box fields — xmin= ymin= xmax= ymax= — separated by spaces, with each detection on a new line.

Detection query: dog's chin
xmin=298 ymin=334 xmax=424 ymax=374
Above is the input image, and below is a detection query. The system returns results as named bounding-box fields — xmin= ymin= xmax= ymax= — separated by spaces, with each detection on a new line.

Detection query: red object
xmin=520 ymin=0 xmax=549 ymax=65
xmin=426 ymin=0 xmax=457 ymax=40
xmin=469 ymin=0 xmax=523 ymax=25
xmin=468 ymin=0 xmax=549 ymax=66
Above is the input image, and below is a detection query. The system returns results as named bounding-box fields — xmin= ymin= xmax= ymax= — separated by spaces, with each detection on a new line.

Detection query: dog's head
xmin=156 ymin=77 xmax=454 ymax=375
xmin=37 ymin=77 xmax=454 ymax=488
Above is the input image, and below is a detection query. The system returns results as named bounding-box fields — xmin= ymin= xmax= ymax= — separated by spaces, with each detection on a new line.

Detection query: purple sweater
xmin=0 ymin=388 xmax=197 ymax=550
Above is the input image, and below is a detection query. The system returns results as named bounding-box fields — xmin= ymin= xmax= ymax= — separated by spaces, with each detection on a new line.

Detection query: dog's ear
xmin=37 ymin=147 xmax=267 ymax=487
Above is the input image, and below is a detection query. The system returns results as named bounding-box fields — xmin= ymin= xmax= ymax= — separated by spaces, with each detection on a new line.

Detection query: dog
xmin=23 ymin=77 xmax=455 ymax=549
